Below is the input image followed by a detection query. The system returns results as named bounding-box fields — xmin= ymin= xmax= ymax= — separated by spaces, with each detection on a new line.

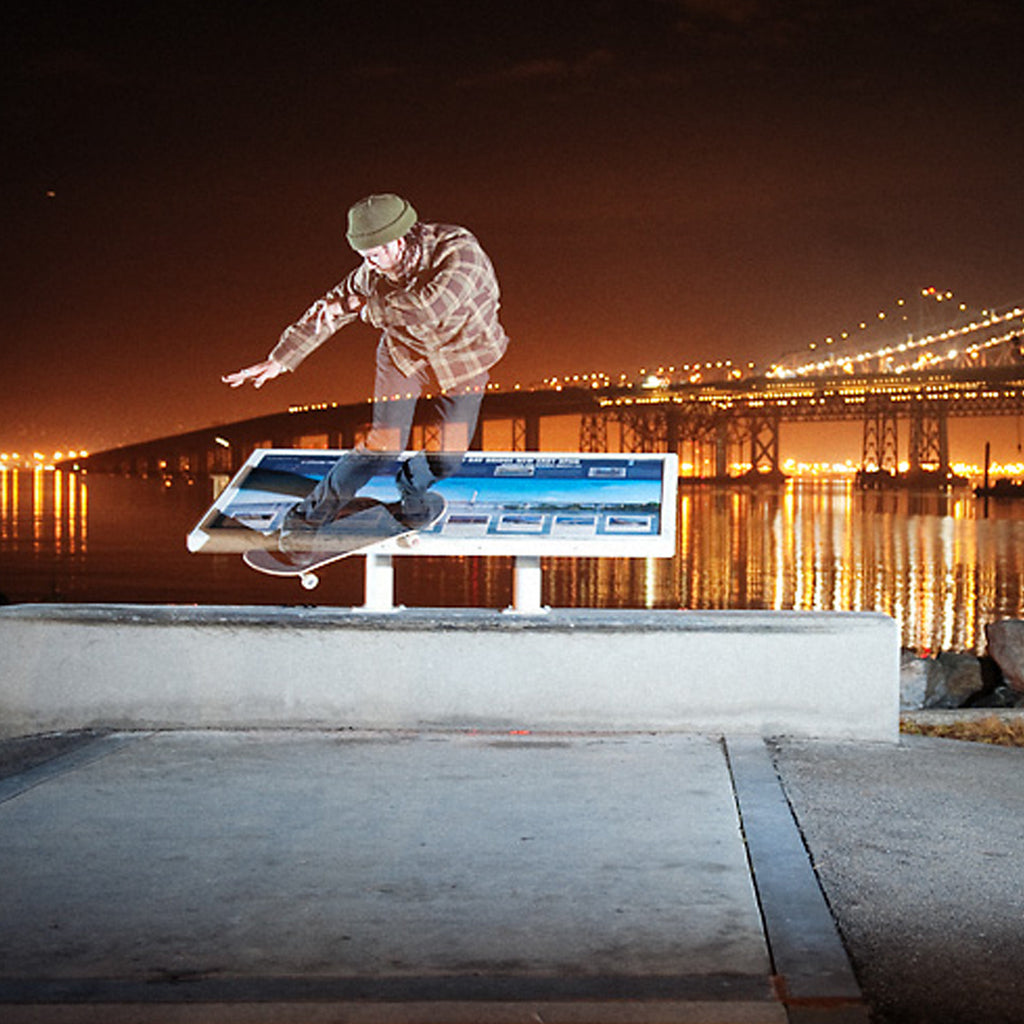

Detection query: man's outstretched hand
xmin=222 ymin=358 xmax=285 ymax=389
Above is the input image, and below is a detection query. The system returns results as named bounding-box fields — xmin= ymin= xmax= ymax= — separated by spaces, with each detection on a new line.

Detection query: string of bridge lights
xmin=541 ymin=360 xmax=756 ymax=391
xmin=769 ymin=289 xmax=1024 ymax=378
xmin=534 ymin=288 xmax=1024 ymax=388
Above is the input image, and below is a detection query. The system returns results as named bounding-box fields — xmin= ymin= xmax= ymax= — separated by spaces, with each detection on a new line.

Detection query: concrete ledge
xmin=0 ymin=604 xmax=899 ymax=741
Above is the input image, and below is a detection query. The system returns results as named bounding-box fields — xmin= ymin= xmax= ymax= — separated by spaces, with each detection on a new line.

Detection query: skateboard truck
xmin=292 ymin=511 xmax=425 ymax=597
xmin=242 ymin=493 xmax=444 ymax=597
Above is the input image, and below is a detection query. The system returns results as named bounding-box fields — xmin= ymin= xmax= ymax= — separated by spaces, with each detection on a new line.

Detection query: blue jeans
xmin=290 ymin=342 xmax=488 ymax=525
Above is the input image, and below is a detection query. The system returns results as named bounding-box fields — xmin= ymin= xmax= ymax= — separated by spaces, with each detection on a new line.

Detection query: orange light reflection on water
xmin=667 ymin=480 xmax=1024 ymax=654
xmin=33 ymin=469 xmax=44 ymax=548
xmin=54 ymin=467 xmax=63 ymax=548
xmin=2 ymin=471 xmax=1024 ymax=655
xmin=0 ymin=468 xmax=88 ymax=557
xmin=0 ymin=470 xmax=8 ymax=543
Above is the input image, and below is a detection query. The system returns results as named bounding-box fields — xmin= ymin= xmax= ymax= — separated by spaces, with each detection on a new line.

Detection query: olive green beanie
xmin=346 ymin=194 xmax=418 ymax=251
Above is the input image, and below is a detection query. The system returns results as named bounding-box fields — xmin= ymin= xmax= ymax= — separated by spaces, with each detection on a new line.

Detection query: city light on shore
xmin=0 ymin=450 xmax=89 ymax=470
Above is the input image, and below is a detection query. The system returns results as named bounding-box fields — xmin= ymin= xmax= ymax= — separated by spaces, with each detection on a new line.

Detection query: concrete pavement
xmin=772 ymin=733 xmax=1024 ymax=1024
xmin=0 ymin=728 xmax=871 ymax=1023
xmin=6 ymin=727 xmax=1023 ymax=1023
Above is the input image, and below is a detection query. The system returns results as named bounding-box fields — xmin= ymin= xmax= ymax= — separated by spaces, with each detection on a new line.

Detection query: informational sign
xmin=188 ymin=449 xmax=677 ymax=558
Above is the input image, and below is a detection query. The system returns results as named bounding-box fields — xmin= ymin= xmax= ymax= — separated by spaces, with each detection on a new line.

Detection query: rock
xmin=985 ymin=619 xmax=1024 ymax=692
xmin=900 ymin=649 xmax=929 ymax=710
xmin=924 ymin=651 xmax=984 ymax=709
xmin=968 ymin=684 xmax=1024 ymax=709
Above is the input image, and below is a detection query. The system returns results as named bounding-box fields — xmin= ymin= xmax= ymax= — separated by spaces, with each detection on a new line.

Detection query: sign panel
xmin=188 ymin=449 xmax=677 ymax=557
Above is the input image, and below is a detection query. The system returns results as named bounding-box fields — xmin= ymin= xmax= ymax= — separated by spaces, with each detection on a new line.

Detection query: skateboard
xmin=242 ymin=492 xmax=446 ymax=589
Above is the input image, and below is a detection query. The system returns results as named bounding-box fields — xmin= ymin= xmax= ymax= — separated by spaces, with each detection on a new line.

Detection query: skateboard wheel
xmin=397 ymin=534 xmax=420 ymax=549
xmin=300 ymin=572 xmax=320 ymax=590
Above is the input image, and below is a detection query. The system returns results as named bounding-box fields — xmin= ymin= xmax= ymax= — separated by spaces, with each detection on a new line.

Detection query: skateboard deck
xmin=243 ymin=492 xmax=445 ymax=589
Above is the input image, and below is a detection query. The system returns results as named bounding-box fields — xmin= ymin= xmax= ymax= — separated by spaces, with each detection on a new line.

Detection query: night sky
xmin=4 ymin=0 xmax=1024 ymax=454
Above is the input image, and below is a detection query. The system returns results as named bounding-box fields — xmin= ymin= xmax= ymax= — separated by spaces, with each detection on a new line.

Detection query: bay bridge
xmin=66 ymin=297 xmax=1024 ymax=487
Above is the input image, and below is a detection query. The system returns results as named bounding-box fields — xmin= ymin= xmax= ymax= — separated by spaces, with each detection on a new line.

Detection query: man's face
xmin=360 ymin=238 xmax=406 ymax=276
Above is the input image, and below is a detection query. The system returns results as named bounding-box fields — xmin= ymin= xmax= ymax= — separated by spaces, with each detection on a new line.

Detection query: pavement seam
xmin=724 ymin=736 xmax=867 ymax=1022
xmin=0 ymin=731 xmax=151 ymax=805
xmin=0 ymin=972 xmax=778 ymax=1005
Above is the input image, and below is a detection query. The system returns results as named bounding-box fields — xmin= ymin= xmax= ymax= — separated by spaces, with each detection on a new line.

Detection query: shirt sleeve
xmin=268 ymin=267 xmax=368 ymax=371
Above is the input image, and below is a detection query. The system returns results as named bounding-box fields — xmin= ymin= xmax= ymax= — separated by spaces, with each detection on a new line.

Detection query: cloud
xmin=456 ymin=49 xmax=618 ymax=90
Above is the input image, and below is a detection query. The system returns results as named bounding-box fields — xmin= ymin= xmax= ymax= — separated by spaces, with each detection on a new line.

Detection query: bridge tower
xmin=619 ymin=408 xmax=667 ymax=453
xmin=862 ymin=402 xmax=899 ymax=477
xmin=668 ymin=403 xmax=721 ymax=478
xmin=907 ymin=405 xmax=951 ymax=480
xmin=579 ymin=412 xmax=609 ymax=453
xmin=410 ymin=423 xmax=442 ymax=451
xmin=714 ymin=413 xmax=748 ymax=478
xmin=746 ymin=413 xmax=783 ymax=480
xmin=511 ymin=415 xmax=541 ymax=451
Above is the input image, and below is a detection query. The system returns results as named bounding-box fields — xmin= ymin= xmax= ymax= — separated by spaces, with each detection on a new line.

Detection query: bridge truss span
xmin=65 ymin=365 xmax=1024 ymax=489
xmin=593 ymin=364 xmax=1024 ymax=482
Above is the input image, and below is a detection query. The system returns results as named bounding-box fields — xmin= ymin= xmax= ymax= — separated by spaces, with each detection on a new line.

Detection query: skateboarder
xmin=223 ymin=193 xmax=510 ymax=553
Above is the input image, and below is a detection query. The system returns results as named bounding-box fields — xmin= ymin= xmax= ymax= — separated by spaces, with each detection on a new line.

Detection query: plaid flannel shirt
xmin=269 ymin=223 xmax=509 ymax=391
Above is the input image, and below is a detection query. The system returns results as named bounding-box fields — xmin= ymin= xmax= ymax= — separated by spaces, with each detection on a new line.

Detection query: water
xmin=4 ymin=468 xmax=1024 ymax=654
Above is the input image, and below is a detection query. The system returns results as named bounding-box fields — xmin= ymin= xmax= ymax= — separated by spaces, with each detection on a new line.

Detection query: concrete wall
xmin=0 ymin=604 xmax=899 ymax=741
